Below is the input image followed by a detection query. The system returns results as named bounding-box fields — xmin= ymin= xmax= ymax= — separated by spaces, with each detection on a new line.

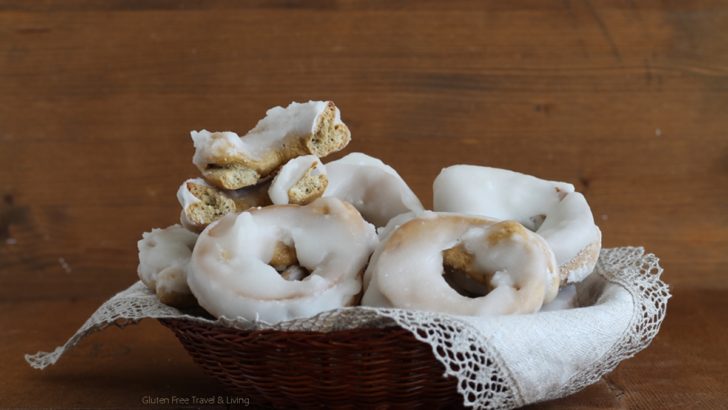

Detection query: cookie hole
xmin=277 ymin=265 xmax=312 ymax=281
xmin=442 ymin=246 xmax=493 ymax=298
xmin=269 ymin=242 xmax=296 ymax=268
xmin=268 ymin=242 xmax=311 ymax=281
xmin=526 ymin=214 xmax=546 ymax=231
xmin=442 ymin=265 xmax=493 ymax=298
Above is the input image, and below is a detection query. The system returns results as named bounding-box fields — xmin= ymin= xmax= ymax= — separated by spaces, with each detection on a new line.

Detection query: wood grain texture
xmin=1 ymin=0 xmax=726 ymax=408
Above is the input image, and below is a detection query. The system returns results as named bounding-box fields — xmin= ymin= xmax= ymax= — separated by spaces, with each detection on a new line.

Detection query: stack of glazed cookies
xmin=138 ymin=101 xmax=601 ymax=323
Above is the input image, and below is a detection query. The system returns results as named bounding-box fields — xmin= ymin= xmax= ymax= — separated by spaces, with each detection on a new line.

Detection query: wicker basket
xmin=160 ymin=318 xmax=461 ymax=408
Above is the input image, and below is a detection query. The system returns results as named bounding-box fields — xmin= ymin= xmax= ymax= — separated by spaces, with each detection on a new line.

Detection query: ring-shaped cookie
xmin=324 ymin=153 xmax=424 ymax=227
xmin=187 ymin=197 xmax=377 ymax=323
xmin=433 ymin=165 xmax=601 ymax=284
xmin=362 ymin=213 xmax=560 ymax=316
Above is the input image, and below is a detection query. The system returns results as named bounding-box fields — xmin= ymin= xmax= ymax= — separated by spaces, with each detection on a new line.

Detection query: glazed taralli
xmin=187 ymin=197 xmax=377 ymax=323
xmin=192 ymin=101 xmax=350 ymax=190
xmin=324 ymin=153 xmax=424 ymax=227
xmin=433 ymin=165 xmax=601 ymax=284
xmin=362 ymin=213 xmax=560 ymax=316
xmin=138 ymin=100 xmax=605 ymax=321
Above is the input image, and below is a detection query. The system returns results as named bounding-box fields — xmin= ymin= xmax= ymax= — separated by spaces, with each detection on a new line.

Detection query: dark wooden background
xmin=1 ymin=0 xmax=726 ymax=408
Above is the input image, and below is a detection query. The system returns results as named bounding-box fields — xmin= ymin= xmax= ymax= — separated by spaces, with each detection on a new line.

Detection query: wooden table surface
xmin=1 ymin=1 xmax=727 ymax=408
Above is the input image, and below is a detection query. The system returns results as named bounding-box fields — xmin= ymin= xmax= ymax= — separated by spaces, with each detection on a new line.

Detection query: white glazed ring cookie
xmin=137 ymin=224 xmax=198 ymax=308
xmin=192 ymin=101 xmax=350 ymax=190
xmin=433 ymin=165 xmax=601 ymax=284
xmin=187 ymin=197 xmax=378 ymax=323
xmin=324 ymin=153 xmax=424 ymax=227
xmin=362 ymin=214 xmax=560 ymax=316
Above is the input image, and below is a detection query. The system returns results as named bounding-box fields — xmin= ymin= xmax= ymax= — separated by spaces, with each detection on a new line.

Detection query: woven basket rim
xmin=159 ymin=316 xmax=408 ymax=337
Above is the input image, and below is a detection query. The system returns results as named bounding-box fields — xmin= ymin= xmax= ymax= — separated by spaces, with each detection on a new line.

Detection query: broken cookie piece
xmin=177 ymin=178 xmax=237 ymax=232
xmin=269 ymin=155 xmax=328 ymax=205
xmin=137 ymin=224 xmax=198 ymax=308
xmin=192 ymin=100 xmax=350 ymax=190
xmin=177 ymin=178 xmax=272 ymax=232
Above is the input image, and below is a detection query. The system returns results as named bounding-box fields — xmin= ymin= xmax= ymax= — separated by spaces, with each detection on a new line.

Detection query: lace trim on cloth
xmin=25 ymin=247 xmax=669 ymax=410
xmin=539 ymin=247 xmax=671 ymax=402
xmin=374 ymin=309 xmax=520 ymax=408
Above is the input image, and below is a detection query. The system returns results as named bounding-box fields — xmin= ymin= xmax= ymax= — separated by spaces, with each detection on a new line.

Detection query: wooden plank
xmin=1 ymin=0 xmax=726 ymax=407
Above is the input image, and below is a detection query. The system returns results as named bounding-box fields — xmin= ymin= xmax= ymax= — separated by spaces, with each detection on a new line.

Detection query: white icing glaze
xmin=280 ymin=265 xmax=309 ymax=281
xmin=191 ymin=131 xmax=243 ymax=169
xmin=433 ymin=165 xmax=601 ymax=281
xmin=375 ymin=211 xmax=422 ymax=241
xmin=365 ymin=210 xmax=426 ymax=290
xmin=137 ymin=224 xmax=198 ymax=297
xmin=536 ymin=192 xmax=601 ymax=269
xmin=269 ymin=155 xmax=327 ymax=205
xmin=192 ymin=101 xmax=342 ymax=169
xmin=434 ymin=165 xmax=575 ymax=230
xmin=362 ymin=214 xmax=560 ymax=316
xmin=324 ymin=153 xmax=424 ymax=227
xmin=565 ymin=262 xmax=594 ymax=284
xmin=187 ymin=197 xmax=378 ymax=323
